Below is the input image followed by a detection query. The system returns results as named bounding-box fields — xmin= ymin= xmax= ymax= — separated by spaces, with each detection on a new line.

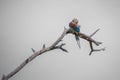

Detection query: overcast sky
xmin=0 ymin=0 xmax=120 ymax=80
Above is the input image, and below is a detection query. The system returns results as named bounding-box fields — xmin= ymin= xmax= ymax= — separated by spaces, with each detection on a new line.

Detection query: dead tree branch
xmin=2 ymin=28 xmax=103 ymax=80
xmin=88 ymin=28 xmax=105 ymax=55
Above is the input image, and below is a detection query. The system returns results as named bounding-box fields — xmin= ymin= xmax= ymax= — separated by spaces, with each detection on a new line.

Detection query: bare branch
xmin=68 ymin=28 xmax=102 ymax=46
xmin=68 ymin=28 xmax=104 ymax=55
xmin=1 ymin=28 xmax=103 ymax=80
xmin=1 ymin=28 xmax=68 ymax=80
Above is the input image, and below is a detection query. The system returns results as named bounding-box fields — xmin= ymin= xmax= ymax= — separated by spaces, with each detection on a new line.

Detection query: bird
xmin=69 ymin=18 xmax=81 ymax=48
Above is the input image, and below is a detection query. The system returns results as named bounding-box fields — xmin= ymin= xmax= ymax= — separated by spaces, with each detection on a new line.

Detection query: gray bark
xmin=1 ymin=28 xmax=103 ymax=80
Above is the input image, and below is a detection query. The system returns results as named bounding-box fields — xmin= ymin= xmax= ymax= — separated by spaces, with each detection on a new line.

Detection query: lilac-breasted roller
xmin=69 ymin=18 xmax=81 ymax=48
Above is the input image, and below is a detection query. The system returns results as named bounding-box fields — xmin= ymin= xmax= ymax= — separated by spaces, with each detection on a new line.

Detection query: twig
xmin=89 ymin=28 xmax=100 ymax=37
xmin=42 ymin=44 xmax=45 ymax=49
xmin=89 ymin=47 xmax=105 ymax=56
xmin=31 ymin=48 xmax=35 ymax=53
xmin=53 ymin=43 xmax=68 ymax=53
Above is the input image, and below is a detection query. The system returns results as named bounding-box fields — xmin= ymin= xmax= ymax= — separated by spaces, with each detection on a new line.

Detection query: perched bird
xmin=69 ymin=18 xmax=81 ymax=48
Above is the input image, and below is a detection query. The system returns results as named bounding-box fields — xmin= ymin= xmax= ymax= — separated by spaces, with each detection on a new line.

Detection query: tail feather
xmin=75 ymin=35 xmax=81 ymax=48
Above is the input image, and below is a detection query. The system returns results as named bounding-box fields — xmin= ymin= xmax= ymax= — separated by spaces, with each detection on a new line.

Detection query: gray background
xmin=0 ymin=0 xmax=120 ymax=80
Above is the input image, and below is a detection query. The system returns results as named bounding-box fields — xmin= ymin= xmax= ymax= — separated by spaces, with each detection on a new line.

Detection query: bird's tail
xmin=75 ymin=35 xmax=81 ymax=48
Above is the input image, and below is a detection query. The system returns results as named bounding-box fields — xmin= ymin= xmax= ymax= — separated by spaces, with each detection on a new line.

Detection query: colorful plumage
xmin=69 ymin=18 xmax=81 ymax=48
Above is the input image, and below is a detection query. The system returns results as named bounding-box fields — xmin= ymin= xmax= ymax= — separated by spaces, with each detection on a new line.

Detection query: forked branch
xmin=2 ymin=28 xmax=103 ymax=80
